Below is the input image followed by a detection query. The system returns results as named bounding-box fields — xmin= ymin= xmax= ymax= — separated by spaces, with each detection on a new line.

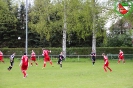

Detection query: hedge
xmin=0 ymin=47 xmax=133 ymax=55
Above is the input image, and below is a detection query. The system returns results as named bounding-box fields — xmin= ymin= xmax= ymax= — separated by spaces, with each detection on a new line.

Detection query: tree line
xmin=0 ymin=0 xmax=133 ymax=48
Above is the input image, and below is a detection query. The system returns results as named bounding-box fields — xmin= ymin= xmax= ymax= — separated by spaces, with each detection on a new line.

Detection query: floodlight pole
xmin=25 ymin=0 xmax=28 ymax=55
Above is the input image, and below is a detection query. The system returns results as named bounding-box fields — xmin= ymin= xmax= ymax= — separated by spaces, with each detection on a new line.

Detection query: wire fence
xmin=3 ymin=54 xmax=133 ymax=61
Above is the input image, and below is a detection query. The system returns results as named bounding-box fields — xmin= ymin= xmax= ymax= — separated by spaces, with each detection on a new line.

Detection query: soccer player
xmin=30 ymin=50 xmax=38 ymax=66
xmin=7 ymin=53 xmax=15 ymax=71
xmin=0 ymin=51 xmax=4 ymax=63
xmin=19 ymin=53 xmax=29 ymax=78
xmin=90 ymin=50 xmax=96 ymax=65
xmin=42 ymin=48 xmax=53 ymax=69
xmin=118 ymin=49 xmax=125 ymax=64
xmin=102 ymin=53 xmax=112 ymax=72
xmin=57 ymin=52 xmax=64 ymax=68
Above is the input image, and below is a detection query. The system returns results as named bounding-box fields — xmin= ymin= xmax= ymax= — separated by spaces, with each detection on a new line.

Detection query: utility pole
xmin=25 ymin=0 xmax=28 ymax=55
xmin=92 ymin=0 xmax=96 ymax=53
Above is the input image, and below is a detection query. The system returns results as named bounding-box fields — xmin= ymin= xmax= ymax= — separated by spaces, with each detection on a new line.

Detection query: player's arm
xmin=30 ymin=54 xmax=32 ymax=58
xmin=19 ymin=60 xmax=22 ymax=66
xmin=94 ymin=53 xmax=96 ymax=57
xmin=90 ymin=53 xmax=92 ymax=56
xmin=49 ymin=50 xmax=51 ymax=53
xmin=60 ymin=56 xmax=62 ymax=60
xmin=19 ymin=57 xmax=23 ymax=66
xmin=62 ymin=55 xmax=65 ymax=60
xmin=28 ymin=60 xmax=29 ymax=67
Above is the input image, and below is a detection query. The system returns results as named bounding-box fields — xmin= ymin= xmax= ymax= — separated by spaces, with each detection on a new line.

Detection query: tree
xmin=0 ymin=0 xmax=17 ymax=48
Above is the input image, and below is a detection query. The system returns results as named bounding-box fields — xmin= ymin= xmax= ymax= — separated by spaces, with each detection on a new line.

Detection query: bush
xmin=0 ymin=47 xmax=133 ymax=55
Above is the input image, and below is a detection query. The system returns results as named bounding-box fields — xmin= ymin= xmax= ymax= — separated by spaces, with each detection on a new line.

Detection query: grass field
xmin=0 ymin=58 xmax=133 ymax=88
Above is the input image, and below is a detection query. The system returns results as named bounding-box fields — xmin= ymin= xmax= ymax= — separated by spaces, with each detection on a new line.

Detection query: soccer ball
xmin=18 ymin=37 xmax=21 ymax=40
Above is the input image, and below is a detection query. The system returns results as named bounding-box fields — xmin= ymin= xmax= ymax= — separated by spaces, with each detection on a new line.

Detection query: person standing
xmin=90 ymin=50 xmax=96 ymax=65
xmin=57 ymin=52 xmax=64 ymax=68
xmin=102 ymin=53 xmax=112 ymax=72
xmin=118 ymin=49 xmax=125 ymax=64
xmin=0 ymin=51 xmax=4 ymax=63
xmin=19 ymin=53 xmax=29 ymax=78
xmin=30 ymin=50 xmax=38 ymax=66
xmin=42 ymin=48 xmax=53 ymax=69
xmin=7 ymin=53 xmax=15 ymax=71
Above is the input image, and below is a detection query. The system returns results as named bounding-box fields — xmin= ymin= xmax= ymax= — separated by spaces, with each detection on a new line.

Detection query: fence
xmin=3 ymin=54 xmax=133 ymax=61
xmin=107 ymin=54 xmax=133 ymax=60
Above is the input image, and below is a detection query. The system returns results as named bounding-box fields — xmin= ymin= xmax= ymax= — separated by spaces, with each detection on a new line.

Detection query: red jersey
xmin=103 ymin=55 xmax=109 ymax=64
xmin=21 ymin=55 xmax=28 ymax=66
xmin=0 ymin=52 xmax=3 ymax=57
xmin=119 ymin=51 xmax=123 ymax=57
xmin=31 ymin=52 xmax=36 ymax=58
xmin=43 ymin=50 xmax=50 ymax=57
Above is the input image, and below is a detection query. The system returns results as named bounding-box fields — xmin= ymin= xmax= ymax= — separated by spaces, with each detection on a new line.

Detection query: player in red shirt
xmin=0 ymin=51 xmax=4 ymax=63
xmin=30 ymin=50 xmax=38 ymax=66
xmin=19 ymin=53 xmax=29 ymax=78
xmin=42 ymin=48 xmax=53 ymax=69
xmin=118 ymin=50 xmax=125 ymax=64
xmin=102 ymin=53 xmax=112 ymax=72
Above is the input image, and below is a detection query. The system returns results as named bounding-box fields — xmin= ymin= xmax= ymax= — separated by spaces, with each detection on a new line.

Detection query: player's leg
xmin=0 ymin=58 xmax=4 ymax=63
xmin=30 ymin=59 xmax=33 ymax=66
xmin=118 ymin=58 xmax=121 ymax=63
xmin=21 ymin=66 xmax=27 ymax=78
xmin=49 ymin=57 xmax=53 ymax=66
xmin=2 ymin=60 xmax=4 ymax=63
xmin=44 ymin=61 xmax=46 ymax=67
xmin=57 ymin=60 xmax=60 ymax=64
xmin=93 ymin=58 xmax=95 ymax=65
xmin=34 ymin=61 xmax=38 ymax=66
xmin=22 ymin=70 xmax=27 ymax=78
xmin=103 ymin=65 xmax=107 ymax=72
xmin=49 ymin=60 xmax=54 ymax=66
xmin=122 ymin=58 xmax=125 ymax=63
xmin=9 ymin=62 xmax=13 ymax=70
xmin=60 ymin=61 xmax=62 ymax=68
xmin=22 ymin=66 xmax=28 ymax=78
xmin=107 ymin=66 xmax=112 ymax=72
xmin=8 ymin=62 xmax=12 ymax=71
xmin=34 ymin=58 xmax=38 ymax=66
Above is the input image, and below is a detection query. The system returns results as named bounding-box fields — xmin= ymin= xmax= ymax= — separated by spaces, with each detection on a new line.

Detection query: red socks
xmin=22 ymin=70 xmax=26 ymax=77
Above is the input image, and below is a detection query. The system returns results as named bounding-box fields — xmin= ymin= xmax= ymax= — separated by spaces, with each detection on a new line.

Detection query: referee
xmin=8 ymin=53 xmax=15 ymax=71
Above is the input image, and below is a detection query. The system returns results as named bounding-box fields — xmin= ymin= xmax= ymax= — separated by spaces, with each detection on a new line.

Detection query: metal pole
xmin=25 ymin=0 xmax=28 ymax=55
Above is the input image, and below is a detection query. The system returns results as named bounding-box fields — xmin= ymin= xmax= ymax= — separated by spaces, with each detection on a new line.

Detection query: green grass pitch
xmin=0 ymin=58 xmax=133 ymax=88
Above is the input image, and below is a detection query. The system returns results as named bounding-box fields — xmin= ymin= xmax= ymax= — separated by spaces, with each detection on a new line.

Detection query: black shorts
xmin=58 ymin=59 xmax=62 ymax=64
xmin=92 ymin=58 xmax=95 ymax=62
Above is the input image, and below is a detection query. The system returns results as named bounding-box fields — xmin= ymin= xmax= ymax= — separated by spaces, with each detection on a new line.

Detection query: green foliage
xmin=106 ymin=34 xmax=132 ymax=47
xmin=0 ymin=0 xmax=18 ymax=48
xmin=0 ymin=0 xmax=132 ymax=48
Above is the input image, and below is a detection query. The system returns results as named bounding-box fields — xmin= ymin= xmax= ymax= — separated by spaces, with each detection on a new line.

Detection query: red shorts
xmin=104 ymin=63 xmax=109 ymax=67
xmin=31 ymin=57 xmax=36 ymax=61
xmin=119 ymin=56 xmax=124 ymax=59
xmin=44 ymin=57 xmax=51 ymax=62
xmin=21 ymin=65 xmax=28 ymax=70
xmin=0 ymin=57 xmax=3 ymax=61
